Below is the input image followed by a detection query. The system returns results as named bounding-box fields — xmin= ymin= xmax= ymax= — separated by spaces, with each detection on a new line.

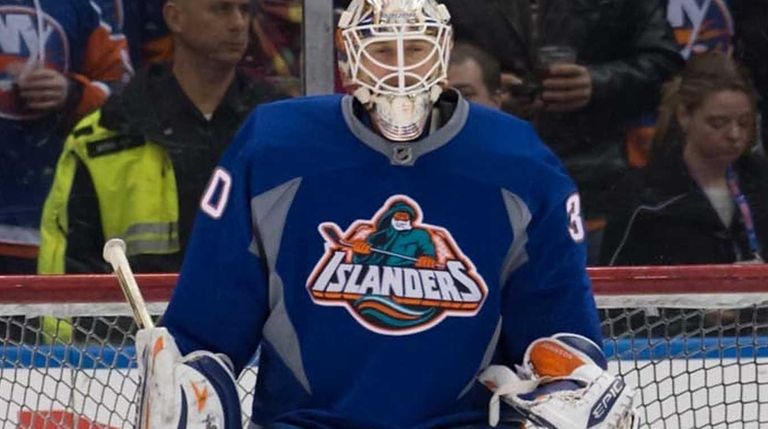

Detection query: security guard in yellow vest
xmin=36 ymin=63 xmax=282 ymax=341
xmin=38 ymin=64 xmax=283 ymax=276
xmin=38 ymin=108 xmax=180 ymax=275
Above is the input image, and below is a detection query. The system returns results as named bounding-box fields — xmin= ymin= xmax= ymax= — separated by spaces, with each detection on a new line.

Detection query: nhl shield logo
xmin=306 ymin=195 xmax=488 ymax=335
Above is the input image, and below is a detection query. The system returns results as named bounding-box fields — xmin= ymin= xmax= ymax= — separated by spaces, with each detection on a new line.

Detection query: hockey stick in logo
xmin=320 ymin=223 xmax=444 ymax=268
xmin=320 ymin=223 xmax=420 ymax=263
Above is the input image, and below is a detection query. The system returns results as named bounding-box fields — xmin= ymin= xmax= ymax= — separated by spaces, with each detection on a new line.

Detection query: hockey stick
xmin=320 ymin=223 xmax=444 ymax=268
xmin=103 ymin=238 xmax=155 ymax=329
xmin=320 ymin=223 xmax=421 ymax=263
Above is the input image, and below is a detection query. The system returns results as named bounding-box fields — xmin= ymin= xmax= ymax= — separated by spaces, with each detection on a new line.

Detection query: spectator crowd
xmin=1 ymin=0 xmax=767 ymax=276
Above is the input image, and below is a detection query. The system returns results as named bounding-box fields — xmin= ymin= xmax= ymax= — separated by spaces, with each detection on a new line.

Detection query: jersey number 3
xmin=201 ymin=168 xmax=232 ymax=219
xmin=566 ymin=193 xmax=585 ymax=242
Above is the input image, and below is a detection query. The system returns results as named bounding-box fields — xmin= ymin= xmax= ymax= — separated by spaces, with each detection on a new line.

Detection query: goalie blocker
xmin=136 ymin=328 xmax=242 ymax=429
xmin=479 ymin=333 xmax=639 ymax=429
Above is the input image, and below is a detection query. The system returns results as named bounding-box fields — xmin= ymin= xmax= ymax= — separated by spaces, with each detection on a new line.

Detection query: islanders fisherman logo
xmin=307 ymin=195 xmax=488 ymax=335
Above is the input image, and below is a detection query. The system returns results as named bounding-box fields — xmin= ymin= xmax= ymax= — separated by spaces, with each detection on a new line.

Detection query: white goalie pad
xmin=479 ymin=334 xmax=639 ymax=429
xmin=136 ymin=328 xmax=242 ymax=429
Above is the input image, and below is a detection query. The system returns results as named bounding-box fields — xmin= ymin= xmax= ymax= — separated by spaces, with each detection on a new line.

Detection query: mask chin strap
xmin=427 ymin=85 xmax=443 ymax=135
xmin=355 ymin=85 xmax=445 ymax=141
xmin=428 ymin=106 xmax=441 ymax=135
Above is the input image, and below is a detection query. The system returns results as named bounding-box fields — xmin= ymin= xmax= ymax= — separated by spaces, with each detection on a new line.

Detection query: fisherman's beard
xmin=392 ymin=219 xmax=412 ymax=231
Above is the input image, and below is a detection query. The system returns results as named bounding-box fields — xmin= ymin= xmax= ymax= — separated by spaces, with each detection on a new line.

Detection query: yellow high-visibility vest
xmin=38 ymin=110 xmax=181 ymax=275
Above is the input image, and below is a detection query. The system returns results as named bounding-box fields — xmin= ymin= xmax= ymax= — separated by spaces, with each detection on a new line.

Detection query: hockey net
xmin=1 ymin=266 xmax=767 ymax=429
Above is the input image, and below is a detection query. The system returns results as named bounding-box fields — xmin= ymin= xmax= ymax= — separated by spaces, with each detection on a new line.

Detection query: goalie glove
xmin=479 ymin=333 xmax=639 ymax=429
xmin=136 ymin=327 xmax=242 ymax=429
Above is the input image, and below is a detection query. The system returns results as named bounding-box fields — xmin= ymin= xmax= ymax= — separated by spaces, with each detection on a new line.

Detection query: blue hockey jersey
xmin=163 ymin=93 xmax=602 ymax=429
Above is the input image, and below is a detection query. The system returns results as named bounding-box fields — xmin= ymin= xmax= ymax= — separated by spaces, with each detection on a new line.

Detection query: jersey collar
xmin=341 ymin=89 xmax=469 ymax=166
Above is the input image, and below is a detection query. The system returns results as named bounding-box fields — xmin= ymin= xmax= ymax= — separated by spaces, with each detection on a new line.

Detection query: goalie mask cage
xmin=1 ymin=266 xmax=767 ymax=429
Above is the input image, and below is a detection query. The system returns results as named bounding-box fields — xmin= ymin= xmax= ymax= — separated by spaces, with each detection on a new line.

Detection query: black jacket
xmin=440 ymin=0 xmax=683 ymax=217
xmin=732 ymin=0 xmax=768 ymax=152
xmin=438 ymin=0 xmax=534 ymax=77
xmin=65 ymin=64 xmax=285 ymax=273
xmin=600 ymin=153 xmax=768 ymax=266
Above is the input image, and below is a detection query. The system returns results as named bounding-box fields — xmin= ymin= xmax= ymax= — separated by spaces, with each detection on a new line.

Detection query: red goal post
xmin=1 ymin=266 xmax=768 ymax=428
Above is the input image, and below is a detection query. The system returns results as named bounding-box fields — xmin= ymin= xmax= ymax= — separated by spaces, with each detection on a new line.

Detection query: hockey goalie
xmin=129 ymin=0 xmax=641 ymax=427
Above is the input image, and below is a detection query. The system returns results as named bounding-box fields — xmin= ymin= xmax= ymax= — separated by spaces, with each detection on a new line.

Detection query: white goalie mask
xmin=338 ymin=0 xmax=453 ymax=141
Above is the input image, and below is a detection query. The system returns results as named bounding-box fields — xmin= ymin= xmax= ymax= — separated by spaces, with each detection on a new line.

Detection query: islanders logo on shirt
xmin=0 ymin=6 xmax=70 ymax=120
xmin=667 ymin=0 xmax=733 ymax=59
xmin=307 ymin=195 xmax=488 ymax=335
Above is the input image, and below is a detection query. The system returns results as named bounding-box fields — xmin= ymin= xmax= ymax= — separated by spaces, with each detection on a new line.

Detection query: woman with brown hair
xmin=600 ymin=52 xmax=768 ymax=266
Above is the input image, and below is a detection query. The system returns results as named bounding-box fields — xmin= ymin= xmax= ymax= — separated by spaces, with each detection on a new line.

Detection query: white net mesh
xmin=599 ymin=305 xmax=768 ymax=428
xmin=1 ymin=270 xmax=767 ymax=428
xmin=0 ymin=312 xmax=261 ymax=429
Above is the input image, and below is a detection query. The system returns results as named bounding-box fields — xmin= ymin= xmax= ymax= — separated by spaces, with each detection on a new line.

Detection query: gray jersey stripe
xmin=250 ymin=177 xmax=312 ymax=394
xmin=457 ymin=317 xmax=503 ymax=399
xmin=250 ymin=177 xmax=302 ymax=274
xmin=500 ymin=189 xmax=532 ymax=288
xmin=262 ymin=298 xmax=313 ymax=394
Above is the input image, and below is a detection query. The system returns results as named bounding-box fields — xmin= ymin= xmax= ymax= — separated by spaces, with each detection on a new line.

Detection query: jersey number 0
xmin=201 ymin=167 xmax=232 ymax=219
